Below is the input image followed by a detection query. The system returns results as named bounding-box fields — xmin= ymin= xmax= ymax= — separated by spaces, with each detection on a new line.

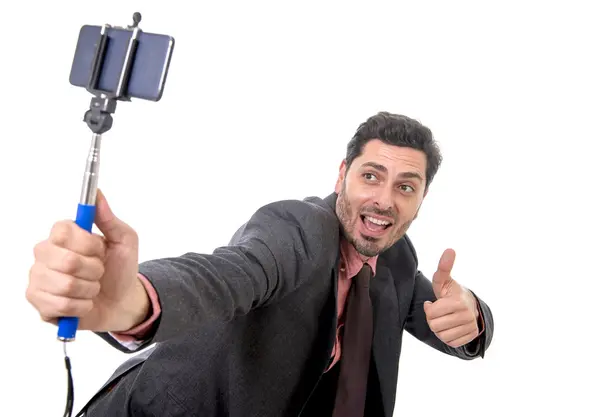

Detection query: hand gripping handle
xmin=56 ymin=203 xmax=96 ymax=341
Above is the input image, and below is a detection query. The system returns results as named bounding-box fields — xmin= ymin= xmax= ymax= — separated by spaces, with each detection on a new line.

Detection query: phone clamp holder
xmin=82 ymin=12 xmax=143 ymax=135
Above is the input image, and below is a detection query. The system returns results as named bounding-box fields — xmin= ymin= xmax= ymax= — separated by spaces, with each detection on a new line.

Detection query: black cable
xmin=63 ymin=342 xmax=74 ymax=417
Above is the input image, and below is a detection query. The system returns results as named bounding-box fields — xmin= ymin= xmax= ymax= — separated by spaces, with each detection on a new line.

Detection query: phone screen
xmin=69 ymin=25 xmax=174 ymax=101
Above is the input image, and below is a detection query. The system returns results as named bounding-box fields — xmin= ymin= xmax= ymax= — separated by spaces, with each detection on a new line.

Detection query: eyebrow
xmin=361 ymin=161 xmax=424 ymax=183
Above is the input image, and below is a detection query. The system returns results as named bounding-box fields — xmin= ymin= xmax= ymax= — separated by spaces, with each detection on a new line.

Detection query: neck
xmin=358 ymin=253 xmax=371 ymax=263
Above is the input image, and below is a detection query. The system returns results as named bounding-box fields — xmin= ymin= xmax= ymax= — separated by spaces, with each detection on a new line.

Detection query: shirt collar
xmin=339 ymin=235 xmax=378 ymax=278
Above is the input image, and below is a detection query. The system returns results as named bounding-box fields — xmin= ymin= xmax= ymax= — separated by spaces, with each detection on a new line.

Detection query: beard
xmin=336 ymin=186 xmax=414 ymax=258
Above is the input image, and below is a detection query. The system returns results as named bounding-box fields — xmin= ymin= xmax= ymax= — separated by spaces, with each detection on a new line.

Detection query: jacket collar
xmin=323 ymin=192 xmax=338 ymax=212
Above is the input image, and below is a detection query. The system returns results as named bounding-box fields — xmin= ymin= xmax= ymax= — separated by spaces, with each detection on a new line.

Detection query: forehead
xmin=352 ymin=139 xmax=427 ymax=176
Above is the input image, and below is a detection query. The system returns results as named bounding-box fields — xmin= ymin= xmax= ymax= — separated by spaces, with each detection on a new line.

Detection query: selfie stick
xmin=57 ymin=12 xmax=143 ymax=343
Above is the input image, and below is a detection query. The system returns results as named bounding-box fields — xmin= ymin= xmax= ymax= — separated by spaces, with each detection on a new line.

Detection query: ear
xmin=335 ymin=160 xmax=347 ymax=194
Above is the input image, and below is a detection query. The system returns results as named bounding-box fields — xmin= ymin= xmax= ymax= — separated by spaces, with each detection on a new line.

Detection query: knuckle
xmin=28 ymin=262 xmax=39 ymax=280
xmin=40 ymin=314 xmax=56 ymax=324
xmin=92 ymin=259 xmax=106 ymax=280
xmin=56 ymin=297 xmax=83 ymax=316
xmin=456 ymin=311 xmax=468 ymax=323
xmin=38 ymin=309 xmax=53 ymax=321
xmin=129 ymin=228 xmax=139 ymax=242
xmin=51 ymin=221 xmax=71 ymax=245
xmin=96 ymin=267 xmax=106 ymax=282
xmin=25 ymin=285 xmax=36 ymax=305
xmin=75 ymin=299 xmax=93 ymax=316
xmin=82 ymin=235 xmax=97 ymax=254
xmin=28 ymin=263 xmax=46 ymax=286
xmin=89 ymin=281 xmax=102 ymax=298
xmin=124 ymin=228 xmax=139 ymax=247
xmin=61 ymin=276 xmax=79 ymax=295
xmin=61 ymin=251 xmax=80 ymax=274
xmin=55 ymin=296 xmax=71 ymax=313
xmin=94 ymin=236 xmax=108 ymax=258
xmin=33 ymin=241 xmax=46 ymax=259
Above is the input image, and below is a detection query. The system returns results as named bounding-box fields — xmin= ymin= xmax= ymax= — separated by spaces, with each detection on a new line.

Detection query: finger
xmin=431 ymin=248 xmax=456 ymax=298
xmin=48 ymin=220 xmax=106 ymax=258
xmin=94 ymin=189 xmax=138 ymax=246
xmin=427 ymin=310 xmax=474 ymax=333
xmin=31 ymin=262 xmax=101 ymax=299
xmin=446 ymin=330 xmax=480 ymax=348
xmin=424 ymin=298 xmax=466 ymax=320
xmin=26 ymin=288 xmax=94 ymax=319
xmin=436 ymin=322 xmax=478 ymax=344
xmin=437 ymin=248 xmax=456 ymax=274
xmin=34 ymin=242 xmax=105 ymax=281
xmin=40 ymin=315 xmax=58 ymax=326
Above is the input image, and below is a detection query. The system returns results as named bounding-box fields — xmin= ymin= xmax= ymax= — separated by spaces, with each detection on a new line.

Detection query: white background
xmin=1 ymin=0 xmax=598 ymax=415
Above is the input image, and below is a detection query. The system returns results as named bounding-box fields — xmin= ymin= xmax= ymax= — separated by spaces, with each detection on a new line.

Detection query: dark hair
xmin=345 ymin=112 xmax=442 ymax=189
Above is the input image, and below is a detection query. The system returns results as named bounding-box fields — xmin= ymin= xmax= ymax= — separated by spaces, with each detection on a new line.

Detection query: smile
xmin=364 ymin=216 xmax=390 ymax=226
xmin=360 ymin=215 xmax=393 ymax=237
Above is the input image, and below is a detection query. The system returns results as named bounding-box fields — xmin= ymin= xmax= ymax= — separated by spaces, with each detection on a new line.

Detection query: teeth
xmin=365 ymin=216 xmax=390 ymax=226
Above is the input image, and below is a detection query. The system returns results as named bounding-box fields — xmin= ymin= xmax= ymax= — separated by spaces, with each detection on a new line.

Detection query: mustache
xmin=360 ymin=207 xmax=396 ymax=221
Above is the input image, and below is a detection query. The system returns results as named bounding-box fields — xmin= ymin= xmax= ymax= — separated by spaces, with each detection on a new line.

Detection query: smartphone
xmin=69 ymin=24 xmax=175 ymax=101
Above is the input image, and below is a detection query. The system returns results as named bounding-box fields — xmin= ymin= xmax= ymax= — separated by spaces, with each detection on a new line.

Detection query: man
xmin=26 ymin=112 xmax=494 ymax=417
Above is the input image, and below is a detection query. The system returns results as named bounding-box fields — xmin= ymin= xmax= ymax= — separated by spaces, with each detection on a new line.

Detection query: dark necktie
xmin=332 ymin=263 xmax=374 ymax=417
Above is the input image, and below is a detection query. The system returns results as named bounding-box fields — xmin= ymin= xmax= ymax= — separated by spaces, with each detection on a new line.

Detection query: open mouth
xmin=360 ymin=215 xmax=393 ymax=235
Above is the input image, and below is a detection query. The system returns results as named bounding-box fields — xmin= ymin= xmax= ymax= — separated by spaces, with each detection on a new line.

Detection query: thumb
xmin=432 ymin=248 xmax=456 ymax=298
xmin=94 ymin=189 xmax=136 ymax=244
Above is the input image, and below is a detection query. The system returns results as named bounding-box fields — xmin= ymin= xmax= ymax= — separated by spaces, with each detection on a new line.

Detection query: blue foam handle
xmin=57 ymin=203 xmax=96 ymax=341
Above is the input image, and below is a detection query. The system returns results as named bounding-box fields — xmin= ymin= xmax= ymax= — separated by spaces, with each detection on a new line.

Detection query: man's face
xmin=335 ymin=139 xmax=428 ymax=258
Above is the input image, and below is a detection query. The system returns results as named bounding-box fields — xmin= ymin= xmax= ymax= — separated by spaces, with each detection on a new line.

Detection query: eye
xmin=363 ymin=173 xmax=378 ymax=182
xmin=399 ymin=184 xmax=415 ymax=193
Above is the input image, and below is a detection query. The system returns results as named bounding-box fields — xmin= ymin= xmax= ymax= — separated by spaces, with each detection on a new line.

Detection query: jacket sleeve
xmin=96 ymin=199 xmax=335 ymax=353
xmin=402 ymin=237 xmax=494 ymax=360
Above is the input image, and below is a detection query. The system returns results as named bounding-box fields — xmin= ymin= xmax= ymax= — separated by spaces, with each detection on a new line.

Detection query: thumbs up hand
xmin=423 ymin=249 xmax=481 ymax=348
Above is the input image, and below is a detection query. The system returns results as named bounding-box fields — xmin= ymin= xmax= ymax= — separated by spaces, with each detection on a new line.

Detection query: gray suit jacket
xmin=78 ymin=193 xmax=494 ymax=417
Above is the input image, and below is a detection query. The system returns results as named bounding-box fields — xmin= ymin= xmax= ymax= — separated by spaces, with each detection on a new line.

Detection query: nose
xmin=372 ymin=186 xmax=393 ymax=212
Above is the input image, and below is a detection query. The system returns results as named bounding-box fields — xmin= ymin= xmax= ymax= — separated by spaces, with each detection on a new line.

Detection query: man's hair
xmin=345 ymin=112 xmax=442 ymax=189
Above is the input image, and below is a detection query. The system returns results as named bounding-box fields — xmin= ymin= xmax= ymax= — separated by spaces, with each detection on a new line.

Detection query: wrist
xmin=114 ymin=276 xmax=151 ymax=332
